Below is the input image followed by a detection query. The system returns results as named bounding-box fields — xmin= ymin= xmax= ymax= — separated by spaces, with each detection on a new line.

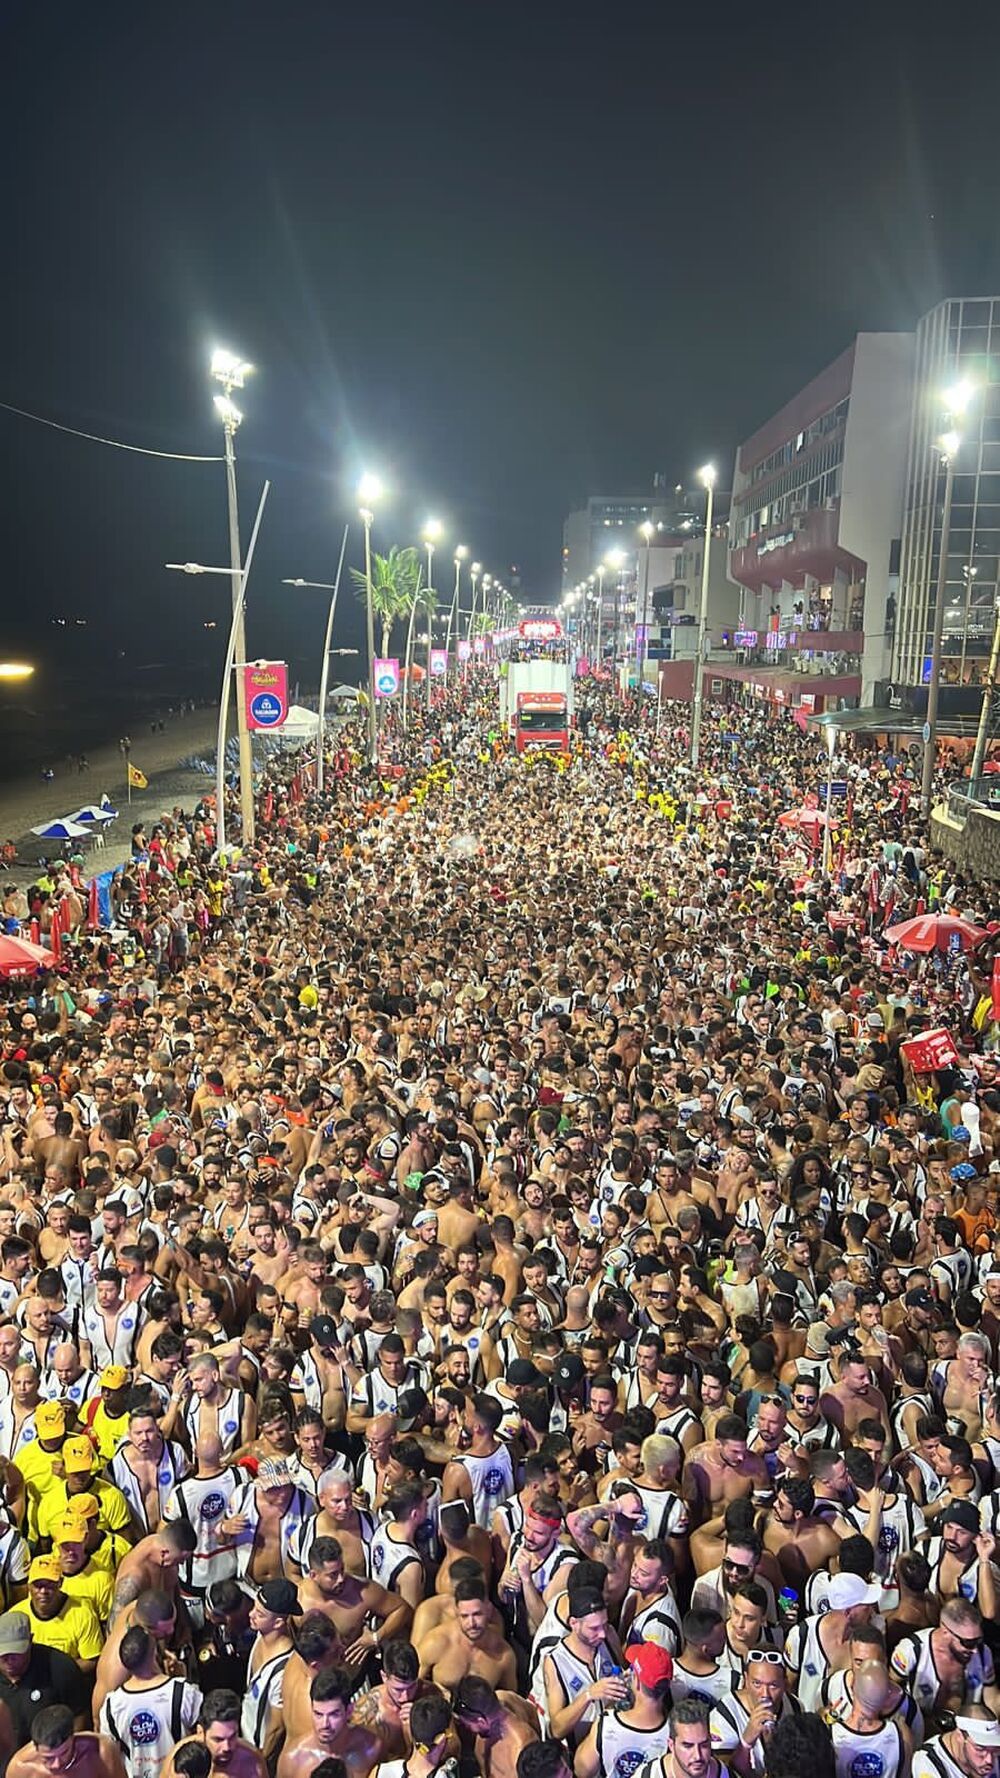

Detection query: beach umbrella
xmin=884 ymin=913 xmax=986 ymax=955
xmin=30 ymin=818 xmax=91 ymax=841
xmin=0 ymin=934 xmax=57 ymax=976
xmin=69 ymin=804 xmax=118 ymax=825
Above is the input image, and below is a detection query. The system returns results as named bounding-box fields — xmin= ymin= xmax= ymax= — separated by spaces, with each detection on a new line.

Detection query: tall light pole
xmin=358 ymin=473 xmax=382 ymax=767
xmin=446 ymin=545 xmax=467 ymax=671
xmin=822 ymin=723 xmax=837 ymax=876
xmin=690 ymin=462 xmax=717 ymax=769
xmin=281 ymin=535 xmax=351 ymax=795
xmin=970 ymin=593 xmax=1000 ymax=789
xmin=638 ymin=520 xmax=654 ymax=675
xmin=165 ymin=481 xmax=270 ymax=856
xmin=211 ymin=349 xmax=255 ymax=843
xmin=921 ymin=395 xmax=971 ymax=815
xmin=423 ymin=518 xmax=443 ymax=709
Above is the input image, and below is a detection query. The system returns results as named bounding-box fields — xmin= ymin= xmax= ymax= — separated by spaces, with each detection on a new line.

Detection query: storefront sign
xmin=734 ymin=629 xmax=758 ymax=647
xmin=757 ymin=531 xmax=796 ymax=556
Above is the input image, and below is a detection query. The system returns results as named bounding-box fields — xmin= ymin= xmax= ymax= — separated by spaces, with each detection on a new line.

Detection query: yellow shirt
xmin=38 ymin=1476 xmax=132 ymax=1544
xmin=60 ymin=1562 xmax=115 ymax=1624
xmin=14 ymin=1440 xmax=66 ymax=1540
xmin=11 ymin=1596 xmax=103 ymax=1662
xmin=87 ymin=1403 xmax=130 ymax=1463
xmin=90 ymin=1529 xmax=131 ymax=1573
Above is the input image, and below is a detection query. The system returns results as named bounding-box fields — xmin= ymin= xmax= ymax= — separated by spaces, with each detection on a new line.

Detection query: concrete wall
xmin=839 ymin=331 xmax=915 ymax=700
xmin=930 ymin=800 xmax=1000 ymax=879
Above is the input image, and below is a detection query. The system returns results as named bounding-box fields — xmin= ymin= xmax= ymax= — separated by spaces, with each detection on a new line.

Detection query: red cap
xmin=627 ymin=1642 xmax=674 ymax=1687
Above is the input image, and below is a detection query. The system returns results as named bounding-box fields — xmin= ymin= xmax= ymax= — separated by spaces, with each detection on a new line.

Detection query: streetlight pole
xmin=638 ymin=521 xmax=654 ymax=682
xmin=596 ymin=566 xmax=606 ymax=668
xmin=165 ymin=480 xmax=270 ymax=857
xmin=970 ymin=594 xmax=1000 ymax=789
xmin=211 ymin=351 xmax=256 ymax=844
xmin=423 ymin=519 xmax=443 ymax=710
xmin=281 ymin=534 xmax=350 ymax=795
xmin=358 ymin=474 xmax=382 ymax=768
xmin=921 ymin=437 xmax=959 ymax=817
xmin=822 ymin=724 xmax=837 ymax=876
xmin=446 ymin=547 xmax=467 ymax=675
xmin=690 ymin=462 xmax=717 ymax=770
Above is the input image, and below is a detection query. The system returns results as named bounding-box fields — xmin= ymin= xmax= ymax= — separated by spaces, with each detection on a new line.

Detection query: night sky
xmin=2 ymin=0 xmax=999 ymax=698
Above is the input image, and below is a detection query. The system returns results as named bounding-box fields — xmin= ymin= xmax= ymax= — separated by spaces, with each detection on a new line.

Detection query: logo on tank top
xmin=615 ymin=1757 xmax=645 ymax=1778
xmin=371 ymin=1544 xmax=384 ymax=1574
xmin=849 ymin=1755 xmax=885 ymax=1778
xmin=224 ymin=1420 xmax=238 ymax=1438
xmin=481 ymin=1467 xmax=507 ymax=1497
xmin=200 ymin=1491 xmax=227 ymax=1521
xmin=878 ymin=1524 xmax=898 ymax=1553
xmin=128 ymin=1712 xmax=161 ymax=1745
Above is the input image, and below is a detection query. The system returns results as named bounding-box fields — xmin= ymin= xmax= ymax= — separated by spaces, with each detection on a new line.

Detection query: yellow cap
xmin=29 ymin=1555 xmax=62 ymax=1583
xmin=100 ymin=1365 xmax=129 ymax=1390
xmin=35 ymin=1403 xmax=66 ymax=1436
xmin=62 ymin=1436 xmax=95 ymax=1475
xmin=64 ymin=1492 xmax=99 ymax=1522
xmin=52 ymin=1516 xmax=88 ymax=1546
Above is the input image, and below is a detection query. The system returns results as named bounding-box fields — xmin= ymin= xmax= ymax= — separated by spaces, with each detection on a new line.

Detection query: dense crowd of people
xmin=1 ymin=675 xmax=1000 ymax=1778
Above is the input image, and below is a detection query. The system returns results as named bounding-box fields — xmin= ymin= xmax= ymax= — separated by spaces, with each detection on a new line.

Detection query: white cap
xmin=956 ymin=1721 xmax=1000 ymax=1749
xmin=828 ymin=1573 xmax=880 ymax=1609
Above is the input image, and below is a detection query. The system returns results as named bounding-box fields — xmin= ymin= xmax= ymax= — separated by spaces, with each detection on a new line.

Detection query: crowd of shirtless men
xmin=0 ymin=684 xmax=998 ymax=1778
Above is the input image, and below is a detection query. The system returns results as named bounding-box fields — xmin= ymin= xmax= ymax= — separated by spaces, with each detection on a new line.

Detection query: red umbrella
xmin=884 ymin=913 xmax=986 ymax=954
xmin=0 ymin=934 xmax=57 ymax=976
xmin=778 ymin=806 xmax=831 ymax=830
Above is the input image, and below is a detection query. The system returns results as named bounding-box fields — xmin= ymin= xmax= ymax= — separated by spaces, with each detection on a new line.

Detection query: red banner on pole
xmin=243 ymin=662 xmax=289 ymax=731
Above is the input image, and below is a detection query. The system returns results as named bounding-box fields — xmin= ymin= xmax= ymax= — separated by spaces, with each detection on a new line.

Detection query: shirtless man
xmin=415 ymin=1576 xmax=517 ymax=1691
xmin=451 ymin=1677 xmax=539 ymax=1778
xmin=938 ymin=1335 xmax=993 ymax=1441
xmin=682 ymin=1417 xmax=770 ymax=1533
xmin=298 ymin=1536 xmax=411 ymax=1661
xmin=109 ymin=1525 xmax=197 ymax=1626
xmin=300 ymin=1470 xmax=374 ymax=1578
xmin=163 ymin=1687 xmax=268 ymax=1778
xmin=279 ymin=1613 xmax=345 ymax=1743
xmin=821 ymin=1356 xmax=893 ymax=1445
xmin=436 ymin=1500 xmax=493 ymax=1593
xmin=5 ymin=1707 xmax=126 ymax=1778
xmin=92 ymin=1588 xmax=182 ymax=1718
xmin=349 ymin=1638 xmax=446 ymax=1762
xmin=761 ymin=1475 xmax=841 ymax=1592
xmin=277 ymin=1668 xmax=382 ymax=1778
xmin=184 ymin=1353 xmax=256 ymax=1457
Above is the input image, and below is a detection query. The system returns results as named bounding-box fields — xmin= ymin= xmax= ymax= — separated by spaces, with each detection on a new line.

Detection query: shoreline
xmin=2 ymin=710 xmax=223 ymax=883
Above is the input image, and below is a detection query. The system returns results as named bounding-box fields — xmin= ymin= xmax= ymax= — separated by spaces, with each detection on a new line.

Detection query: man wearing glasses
xmin=709 ymin=1649 xmax=796 ymax=1776
xmin=890 ymin=1599 xmax=1000 ymax=1729
xmin=692 ymin=1533 xmax=777 ymax=1629
xmin=785 ymin=1376 xmax=840 ymax=1452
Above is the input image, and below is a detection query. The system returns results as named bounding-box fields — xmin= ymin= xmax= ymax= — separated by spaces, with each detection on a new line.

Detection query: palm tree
xmin=350 ymin=546 xmax=422 ymax=656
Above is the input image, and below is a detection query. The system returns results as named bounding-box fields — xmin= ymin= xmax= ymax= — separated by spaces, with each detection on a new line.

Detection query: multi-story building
xmin=727 ymin=332 xmax=914 ymax=706
xmin=892 ymin=298 xmax=1000 ymax=718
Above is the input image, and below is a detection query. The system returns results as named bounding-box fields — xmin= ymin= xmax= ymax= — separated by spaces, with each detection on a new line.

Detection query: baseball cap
xmin=64 ymin=1492 xmax=99 ymax=1522
xmin=35 ymin=1402 xmax=66 ymax=1437
xmin=508 ymin=1359 xmax=544 ymax=1387
xmin=0 ymin=1612 xmax=30 ymax=1655
xmin=101 ymin=1365 xmax=129 ymax=1390
xmin=553 ymin=1352 xmax=584 ymax=1391
xmin=827 ymin=1574 xmax=880 ymax=1609
xmin=309 ymin=1315 xmax=338 ymax=1349
xmin=52 ymin=1515 xmax=88 ymax=1546
xmin=255 ymin=1578 xmax=302 ymax=1617
xmin=951 ymin=1162 xmax=978 ymax=1183
xmin=627 ymin=1642 xmax=674 ymax=1688
xmin=413 ymin=1210 xmax=438 ymax=1228
xmin=957 ymin=1721 xmax=1000 ymax=1748
xmin=904 ymin=1288 xmax=935 ymax=1312
xmin=61 ymin=1435 xmax=96 ymax=1475
xmin=29 ymin=1555 xmax=63 ymax=1584
xmin=256 ymin=1457 xmax=292 ymax=1491
xmin=941 ymin=1501 xmax=981 ymax=1533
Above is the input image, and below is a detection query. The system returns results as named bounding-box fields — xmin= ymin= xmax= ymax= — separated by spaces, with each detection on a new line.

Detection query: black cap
xmin=310 ymin=1314 xmax=338 ymax=1348
xmin=508 ymin=1359 xmax=544 ymax=1387
xmin=256 ymin=1578 xmax=302 ymax=1616
xmin=553 ymin=1352 xmax=585 ymax=1391
xmin=941 ymin=1501 xmax=980 ymax=1533
xmin=904 ymin=1288 xmax=935 ymax=1313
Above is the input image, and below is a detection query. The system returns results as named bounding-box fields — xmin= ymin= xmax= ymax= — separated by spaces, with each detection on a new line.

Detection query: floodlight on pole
xmin=358 ymin=473 xmax=384 ymax=765
xmin=690 ymin=462 xmax=718 ymax=768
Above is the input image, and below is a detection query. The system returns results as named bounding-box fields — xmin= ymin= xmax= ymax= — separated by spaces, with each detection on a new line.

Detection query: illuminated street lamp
xmin=357 ymin=473 xmax=384 ymax=765
xmin=446 ymin=545 xmax=468 ymax=670
xmin=0 ymin=663 xmax=34 ymax=680
xmin=281 ymin=529 xmax=354 ymax=793
xmin=690 ymin=463 xmax=717 ymax=769
xmin=211 ymin=347 xmax=255 ymax=841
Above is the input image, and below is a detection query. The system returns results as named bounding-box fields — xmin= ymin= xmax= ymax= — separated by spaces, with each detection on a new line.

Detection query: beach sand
xmin=1 ymin=709 xmax=223 ymax=881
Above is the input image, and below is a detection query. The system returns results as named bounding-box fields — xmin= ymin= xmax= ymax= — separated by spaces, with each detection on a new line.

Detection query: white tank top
xmin=831 ymin=1717 xmax=904 ymax=1778
xmin=595 ymin=1710 xmax=670 ymax=1778
xmin=456 ymin=1444 xmax=515 ymax=1527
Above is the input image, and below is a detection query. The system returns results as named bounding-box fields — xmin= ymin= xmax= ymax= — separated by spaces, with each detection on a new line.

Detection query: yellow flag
xmin=127 ymin=764 xmax=148 ymax=789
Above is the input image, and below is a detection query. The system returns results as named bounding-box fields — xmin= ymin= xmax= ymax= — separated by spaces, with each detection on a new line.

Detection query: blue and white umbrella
xmin=68 ymin=803 xmax=119 ymax=825
xmin=30 ymin=818 xmax=92 ymax=840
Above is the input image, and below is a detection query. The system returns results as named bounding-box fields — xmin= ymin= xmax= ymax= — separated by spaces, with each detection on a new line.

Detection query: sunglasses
xmin=746 ymin=1650 xmax=784 ymax=1665
xmin=723 ymin=1559 xmax=754 ymax=1576
xmin=951 ymin=1632 xmax=983 ymax=1650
